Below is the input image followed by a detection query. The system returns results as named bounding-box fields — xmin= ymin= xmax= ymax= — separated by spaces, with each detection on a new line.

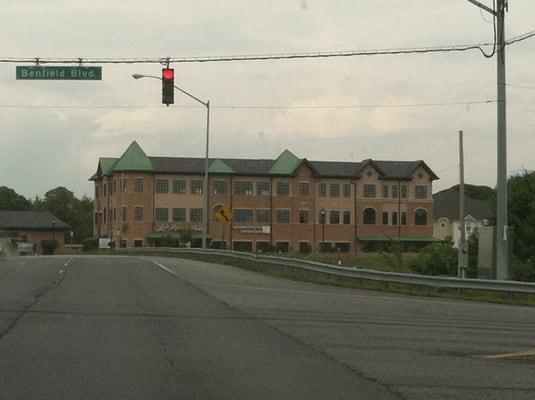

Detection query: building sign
xmin=233 ymin=225 xmax=270 ymax=234
xmin=156 ymin=223 xmax=202 ymax=232
xmin=99 ymin=238 xmax=111 ymax=249
xmin=16 ymin=65 xmax=102 ymax=80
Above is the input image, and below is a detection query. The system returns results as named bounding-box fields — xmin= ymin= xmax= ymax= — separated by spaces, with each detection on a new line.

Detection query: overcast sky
xmin=1 ymin=1 xmax=534 ymax=199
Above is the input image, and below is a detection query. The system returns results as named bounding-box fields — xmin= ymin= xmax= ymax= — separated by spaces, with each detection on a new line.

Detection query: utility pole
xmin=495 ymin=0 xmax=509 ymax=280
xmin=458 ymin=130 xmax=468 ymax=279
xmin=466 ymin=0 xmax=509 ymax=280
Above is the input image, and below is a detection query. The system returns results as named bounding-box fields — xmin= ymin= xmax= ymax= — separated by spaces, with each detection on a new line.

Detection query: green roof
xmin=112 ymin=141 xmax=153 ymax=172
xmin=357 ymin=236 xmax=436 ymax=242
xmin=99 ymin=158 xmax=118 ymax=175
xmin=269 ymin=149 xmax=302 ymax=175
xmin=209 ymin=159 xmax=234 ymax=173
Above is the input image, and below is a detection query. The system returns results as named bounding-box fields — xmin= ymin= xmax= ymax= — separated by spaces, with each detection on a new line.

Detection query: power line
xmin=0 ymin=99 xmax=496 ymax=110
xmin=0 ymin=28 xmax=532 ymax=66
xmin=506 ymin=83 xmax=535 ymax=90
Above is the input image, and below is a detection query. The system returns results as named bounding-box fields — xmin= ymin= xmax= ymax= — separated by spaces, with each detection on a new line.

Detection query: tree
xmin=508 ymin=171 xmax=535 ymax=262
xmin=0 ymin=186 xmax=31 ymax=210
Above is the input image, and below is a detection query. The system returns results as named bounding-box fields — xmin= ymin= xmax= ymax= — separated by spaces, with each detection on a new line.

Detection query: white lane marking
xmin=153 ymin=262 xmax=176 ymax=276
xmin=482 ymin=349 xmax=535 ymax=359
xmin=59 ymin=270 xmax=64 ymax=274
xmin=64 ymin=263 xmax=69 ymax=266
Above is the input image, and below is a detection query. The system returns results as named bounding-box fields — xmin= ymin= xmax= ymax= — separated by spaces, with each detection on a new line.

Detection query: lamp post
xmin=132 ymin=73 xmax=210 ymax=249
xmin=320 ymin=208 xmax=326 ymax=252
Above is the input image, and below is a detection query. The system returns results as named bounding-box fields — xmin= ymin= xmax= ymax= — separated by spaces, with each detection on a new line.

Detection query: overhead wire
xmin=0 ymin=99 xmax=496 ymax=110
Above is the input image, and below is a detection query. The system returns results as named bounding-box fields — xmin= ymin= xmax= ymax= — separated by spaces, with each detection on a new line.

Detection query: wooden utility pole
xmin=458 ymin=130 xmax=468 ymax=278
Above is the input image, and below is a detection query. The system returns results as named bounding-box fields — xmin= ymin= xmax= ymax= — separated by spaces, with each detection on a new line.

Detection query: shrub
xmin=410 ymin=239 xmax=457 ymax=276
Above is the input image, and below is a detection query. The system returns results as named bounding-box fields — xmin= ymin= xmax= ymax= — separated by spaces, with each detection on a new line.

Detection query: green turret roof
xmin=112 ymin=141 xmax=153 ymax=172
xmin=269 ymin=149 xmax=302 ymax=175
xmin=99 ymin=157 xmax=118 ymax=176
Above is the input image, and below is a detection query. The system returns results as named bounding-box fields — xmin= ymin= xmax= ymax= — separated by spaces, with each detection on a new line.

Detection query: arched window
xmin=363 ymin=208 xmax=376 ymax=225
xmin=415 ymin=209 xmax=428 ymax=225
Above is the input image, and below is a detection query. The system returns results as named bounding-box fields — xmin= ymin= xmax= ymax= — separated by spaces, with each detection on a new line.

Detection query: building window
xmin=256 ymin=181 xmax=270 ymax=196
xmin=415 ymin=185 xmax=428 ymax=199
xmin=275 ymin=242 xmax=290 ymax=253
xmin=363 ymin=208 xmax=376 ymax=225
xmin=343 ymin=211 xmax=351 ymax=224
xmin=213 ymin=181 xmax=227 ymax=195
xmin=172 ymin=208 xmax=186 ymax=222
xmin=401 ymin=184 xmax=408 ymax=199
xmin=122 ymin=178 xmax=128 ymax=193
xmin=190 ymin=180 xmax=203 ymax=195
xmin=276 ymin=181 xmax=290 ymax=196
xmin=95 ymin=185 xmax=99 ymax=198
xmin=135 ymin=178 xmax=143 ymax=193
xmin=234 ymin=181 xmax=253 ymax=196
xmin=233 ymin=241 xmax=253 ymax=252
xmin=299 ymin=182 xmax=309 ymax=196
xmin=299 ymin=209 xmax=309 ymax=224
xmin=276 ymin=209 xmax=290 ymax=224
xmin=122 ymin=207 xmax=127 ymax=222
xmin=155 ymin=208 xmax=169 ymax=222
xmin=120 ymin=239 xmax=127 ymax=248
xmin=382 ymin=212 xmax=389 ymax=225
xmin=113 ymin=208 xmax=116 ymax=222
xmin=172 ymin=180 xmax=186 ymax=194
xmin=392 ymin=184 xmax=398 ymax=198
xmin=103 ymin=183 xmax=107 ymax=197
xmin=330 ymin=211 xmax=340 ymax=224
xmin=383 ymin=185 xmax=389 ymax=198
xmin=256 ymin=209 xmax=270 ymax=223
xmin=343 ymin=184 xmax=351 ymax=198
xmin=234 ymin=209 xmax=253 ymax=223
xmin=401 ymin=212 xmax=407 ymax=225
xmin=190 ymin=208 xmax=203 ymax=222
xmin=103 ymin=208 xmax=107 ymax=223
xmin=363 ymin=184 xmax=376 ymax=198
xmin=329 ymin=183 xmax=340 ymax=197
xmin=112 ymin=180 xmax=116 ymax=194
xmin=155 ymin=179 xmax=169 ymax=193
xmin=319 ymin=183 xmax=327 ymax=197
xmin=134 ymin=240 xmax=143 ymax=248
xmin=415 ymin=209 xmax=428 ymax=225
xmin=134 ymin=207 xmax=143 ymax=221
xmin=392 ymin=212 xmax=398 ymax=225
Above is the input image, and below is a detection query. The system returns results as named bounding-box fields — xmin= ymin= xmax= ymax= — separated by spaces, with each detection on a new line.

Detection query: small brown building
xmin=91 ymin=141 xmax=438 ymax=253
xmin=0 ymin=211 xmax=70 ymax=255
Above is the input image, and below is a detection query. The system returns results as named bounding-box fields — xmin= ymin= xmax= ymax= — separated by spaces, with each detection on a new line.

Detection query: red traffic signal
xmin=162 ymin=68 xmax=174 ymax=106
xmin=162 ymin=68 xmax=174 ymax=80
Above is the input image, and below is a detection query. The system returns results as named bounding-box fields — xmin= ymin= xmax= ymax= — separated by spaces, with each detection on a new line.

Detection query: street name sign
xmin=16 ymin=66 xmax=102 ymax=80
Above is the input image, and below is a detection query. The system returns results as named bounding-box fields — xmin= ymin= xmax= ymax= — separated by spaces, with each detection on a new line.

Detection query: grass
xmin=125 ymin=249 xmax=535 ymax=307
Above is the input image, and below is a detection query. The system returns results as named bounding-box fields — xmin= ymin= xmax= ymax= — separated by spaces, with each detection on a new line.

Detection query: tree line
xmin=0 ymin=186 xmax=93 ymax=243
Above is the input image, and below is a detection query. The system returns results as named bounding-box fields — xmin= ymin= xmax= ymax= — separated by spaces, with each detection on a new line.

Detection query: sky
xmin=0 ymin=0 xmax=534 ymax=199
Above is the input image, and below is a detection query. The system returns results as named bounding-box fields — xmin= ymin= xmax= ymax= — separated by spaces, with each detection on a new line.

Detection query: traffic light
xmin=162 ymin=68 xmax=174 ymax=106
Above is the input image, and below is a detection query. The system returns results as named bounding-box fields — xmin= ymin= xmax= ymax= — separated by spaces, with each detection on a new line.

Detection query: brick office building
xmin=90 ymin=141 xmax=438 ymax=253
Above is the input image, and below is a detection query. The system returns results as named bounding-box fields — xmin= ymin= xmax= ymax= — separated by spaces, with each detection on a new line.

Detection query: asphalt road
xmin=1 ymin=255 xmax=534 ymax=399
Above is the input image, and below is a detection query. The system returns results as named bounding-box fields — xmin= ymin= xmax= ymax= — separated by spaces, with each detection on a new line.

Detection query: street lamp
xmin=320 ymin=208 xmax=326 ymax=253
xmin=132 ymin=73 xmax=211 ymax=249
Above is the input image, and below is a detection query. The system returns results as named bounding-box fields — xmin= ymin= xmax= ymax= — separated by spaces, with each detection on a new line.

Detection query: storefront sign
xmin=233 ymin=225 xmax=270 ymax=234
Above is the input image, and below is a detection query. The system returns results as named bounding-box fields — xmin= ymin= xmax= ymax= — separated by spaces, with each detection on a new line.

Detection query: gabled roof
xmin=208 ymin=159 xmax=234 ymax=174
xmin=100 ymin=157 xmax=118 ymax=175
xmin=0 ymin=211 xmax=70 ymax=230
xmin=433 ymin=187 xmax=493 ymax=220
xmin=309 ymin=160 xmax=361 ymax=178
xmin=112 ymin=141 xmax=153 ymax=172
xmin=269 ymin=149 xmax=302 ymax=175
xmin=359 ymin=159 xmax=438 ymax=181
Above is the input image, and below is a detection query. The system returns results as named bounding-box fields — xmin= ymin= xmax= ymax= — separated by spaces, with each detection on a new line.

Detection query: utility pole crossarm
xmin=466 ymin=0 xmax=497 ymax=15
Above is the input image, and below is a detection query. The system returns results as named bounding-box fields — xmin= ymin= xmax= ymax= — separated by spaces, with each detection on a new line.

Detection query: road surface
xmin=1 ymin=255 xmax=534 ymax=399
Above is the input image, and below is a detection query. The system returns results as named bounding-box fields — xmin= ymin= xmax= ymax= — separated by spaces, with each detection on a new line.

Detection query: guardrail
xmin=118 ymin=247 xmax=535 ymax=295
